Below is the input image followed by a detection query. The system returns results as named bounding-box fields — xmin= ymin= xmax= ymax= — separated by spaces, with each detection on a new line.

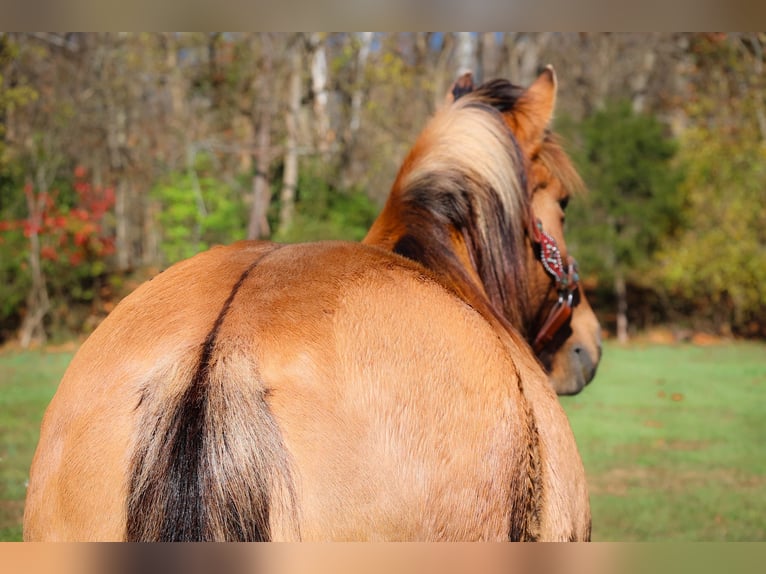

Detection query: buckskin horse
xmin=24 ymin=67 xmax=601 ymax=541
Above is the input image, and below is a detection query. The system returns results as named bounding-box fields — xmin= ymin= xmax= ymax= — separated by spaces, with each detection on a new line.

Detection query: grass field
xmin=0 ymin=349 xmax=73 ymax=541
xmin=1 ymin=341 xmax=764 ymax=541
xmin=563 ymin=342 xmax=766 ymax=541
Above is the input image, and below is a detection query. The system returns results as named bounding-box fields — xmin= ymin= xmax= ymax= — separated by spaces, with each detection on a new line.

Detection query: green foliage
xmin=0 ymin=36 xmax=39 ymax=139
xmin=152 ymin=162 xmax=247 ymax=265
xmin=648 ymin=33 xmax=766 ymax=335
xmin=567 ymin=101 xmax=683 ymax=283
xmin=0 ymin=35 xmax=38 ymax=217
xmin=658 ymin=127 xmax=766 ymax=330
xmin=0 ymin=228 xmax=29 ymax=327
xmin=272 ymin=159 xmax=379 ymax=243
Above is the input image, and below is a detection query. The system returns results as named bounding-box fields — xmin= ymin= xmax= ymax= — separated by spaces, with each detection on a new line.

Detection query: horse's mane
xmin=378 ymin=78 xmax=585 ymax=336
xmin=386 ymin=79 xmax=533 ymax=333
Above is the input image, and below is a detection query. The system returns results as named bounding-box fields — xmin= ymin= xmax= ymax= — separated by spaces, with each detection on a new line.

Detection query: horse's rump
xmin=24 ymin=241 xmax=548 ymax=541
xmin=126 ymin=243 xmax=298 ymax=541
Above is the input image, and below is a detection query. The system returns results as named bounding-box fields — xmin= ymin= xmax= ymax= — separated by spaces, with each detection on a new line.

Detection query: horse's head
xmin=366 ymin=67 xmax=602 ymax=395
xmin=473 ymin=68 xmax=602 ymax=394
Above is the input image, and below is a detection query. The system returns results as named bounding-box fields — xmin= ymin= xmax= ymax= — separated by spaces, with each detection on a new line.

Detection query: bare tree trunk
xmin=504 ymin=33 xmax=521 ymax=82
xmin=106 ymin=99 xmax=131 ymax=271
xmin=455 ymin=32 xmax=477 ymax=77
xmin=308 ymin=33 xmax=331 ymax=157
xmin=739 ymin=33 xmax=766 ymax=142
xmin=515 ymin=33 xmax=552 ymax=86
xmin=630 ymin=42 xmax=657 ymax=114
xmin=142 ymin=199 xmax=160 ymax=267
xmin=19 ymin=176 xmax=51 ymax=348
xmin=607 ymin=212 xmax=629 ymax=344
xmin=278 ymin=40 xmax=302 ymax=235
xmin=19 ymin=233 xmax=50 ymax=348
xmin=480 ymin=32 xmax=500 ymax=81
xmin=750 ymin=33 xmax=766 ymax=142
xmin=431 ymin=33 xmax=455 ymax=111
xmin=615 ymin=268 xmax=629 ymax=344
xmin=247 ymin=34 xmax=274 ymax=239
xmin=165 ymin=32 xmax=185 ymax=125
xmin=349 ymin=32 xmax=373 ymax=139
xmin=114 ymin=178 xmax=130 ymax=270
xmin=185 ymin=144 xmax=206 ymax=252
xmin=590 ymin=33 xmax=613 ymax=112
xmin=338 ymin=32 xmax=373 ymax=188
xmin=139 ymin=32 xmax=183 ymax=267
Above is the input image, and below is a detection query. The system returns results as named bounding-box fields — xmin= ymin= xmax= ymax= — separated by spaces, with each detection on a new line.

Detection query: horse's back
xmin=250 ymin=244 xmax=528 ymax=540
xmin=24 ymin=240 xmax=574 ymax=541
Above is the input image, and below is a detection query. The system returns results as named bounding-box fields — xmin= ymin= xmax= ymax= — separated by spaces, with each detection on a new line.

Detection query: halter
xmin=529 ymin=218 xmax=580 ymax=354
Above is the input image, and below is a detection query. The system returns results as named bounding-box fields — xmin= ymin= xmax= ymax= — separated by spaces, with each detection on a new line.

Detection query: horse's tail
xmin=125 ymin=257 xmax=299 ymax=542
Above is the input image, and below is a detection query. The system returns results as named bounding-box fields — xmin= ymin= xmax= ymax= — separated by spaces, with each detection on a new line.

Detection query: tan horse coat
xmin=25 ymin=241 xmax=589 ymax=541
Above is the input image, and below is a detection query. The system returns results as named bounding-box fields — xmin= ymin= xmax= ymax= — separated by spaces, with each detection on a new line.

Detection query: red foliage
xmin=40 ymin=246 xmax=58 ymax=261
xmin=23 ymin=220 xmax=39 ymax=237
xmin=71 ymin=208 xmax=90 ymax=222
xmin=73 ymin=230 xmax=88 ymax=247
xmin=1 ymin=167 xmax=117 ymax=276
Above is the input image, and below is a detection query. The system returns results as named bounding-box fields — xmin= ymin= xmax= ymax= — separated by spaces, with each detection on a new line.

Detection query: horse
xmin=24 ymin=67 xmax=599 ymax=542
xmin=364 ymin=69 xmax=601 ymax=396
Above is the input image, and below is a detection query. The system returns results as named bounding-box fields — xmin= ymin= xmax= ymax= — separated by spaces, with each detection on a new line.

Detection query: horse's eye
xmin=558 ymin=196 xmax=570 ymax=211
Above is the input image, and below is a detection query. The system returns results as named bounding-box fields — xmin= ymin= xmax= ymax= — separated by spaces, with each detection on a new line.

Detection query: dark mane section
xmin=467 ymin=79 xmax=525 ymax=113
xmin=391 ymin=91 xmax=534 ymax=334
xmin=395 ymin=169 xmax=529 ymax=330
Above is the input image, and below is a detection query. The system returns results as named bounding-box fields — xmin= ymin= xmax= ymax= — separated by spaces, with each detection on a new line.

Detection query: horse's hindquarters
xmin=153 ymin=242 xmax=526 ymax=540
xmin=24 ymin=241 xmax=281 ymax=541
xmin=254 ymin=254 xmax=531 ymax=540
xmin=24 ymin=241 xmax=589 ymax=541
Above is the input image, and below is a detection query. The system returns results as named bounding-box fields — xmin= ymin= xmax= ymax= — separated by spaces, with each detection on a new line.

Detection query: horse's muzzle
xmin=553 ymin=341 xmax=601 ymax=396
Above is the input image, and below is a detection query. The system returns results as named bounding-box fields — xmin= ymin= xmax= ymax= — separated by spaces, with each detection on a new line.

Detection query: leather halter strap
xmin=529 ymin=218 xmax=580 ymax=353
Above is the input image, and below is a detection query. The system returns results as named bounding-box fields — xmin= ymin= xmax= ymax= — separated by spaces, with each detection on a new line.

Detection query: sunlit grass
xmin=0 ymin=349 xmax=74 ymax=541
xmin=563 ymin=341 xmax=766 ymax=541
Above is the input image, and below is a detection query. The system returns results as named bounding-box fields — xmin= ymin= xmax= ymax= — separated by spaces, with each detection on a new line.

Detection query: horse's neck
xmin=365 ymin=207 xmax=506 ymax=335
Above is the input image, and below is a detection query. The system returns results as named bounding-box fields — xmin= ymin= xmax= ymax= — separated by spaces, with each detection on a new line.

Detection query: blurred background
xmin=0 ymin=32 xmax=764 ymax=541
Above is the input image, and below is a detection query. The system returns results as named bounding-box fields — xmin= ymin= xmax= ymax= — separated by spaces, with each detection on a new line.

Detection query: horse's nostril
xmin=573 ymin=343 xmax=601 ymax=363
xmin=572 ymin=344 xmax=598 ymax=385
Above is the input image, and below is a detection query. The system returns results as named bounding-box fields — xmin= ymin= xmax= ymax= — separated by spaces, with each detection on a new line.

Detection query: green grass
xmin=1 ymin=342 xmax=764 ymax=541
xmin=562 ymin=341 xmax=766 ymax=541
xmin=0 ymin=348 xmax=74 ymax=541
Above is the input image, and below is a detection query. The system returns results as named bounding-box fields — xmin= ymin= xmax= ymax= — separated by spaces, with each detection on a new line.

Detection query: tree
xmin=1 ymin=168 xmax=116 ymax=346
xmin=656 ymin=33 xmax=766 ymax=336
xmin=152 ymin=158 xmax=244 ymax=266
xmin=307 ymin=33 xmax=331 ymax=157
xmin=246 ymin=34 xmax=276 ymax=241
xmin=2 ymin=32 xmax=762 ymax=343
xmin=454 ymin=32 xmax=477 ymax=77
xmin=568 ymin=101 xmax=683 ymax=342
xmin=277 ymin=35 xmax=304 ymax=235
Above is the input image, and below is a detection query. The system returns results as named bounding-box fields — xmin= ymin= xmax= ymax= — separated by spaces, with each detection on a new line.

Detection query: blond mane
xmin=373 ymin=80 xmax=534 ymax=333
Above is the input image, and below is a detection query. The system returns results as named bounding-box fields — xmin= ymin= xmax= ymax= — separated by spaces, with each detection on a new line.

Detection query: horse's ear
xmin=512 ymin=65 xmax=557 ymax=147
xmin=444 ymin=72 xmax=474 ymax=106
